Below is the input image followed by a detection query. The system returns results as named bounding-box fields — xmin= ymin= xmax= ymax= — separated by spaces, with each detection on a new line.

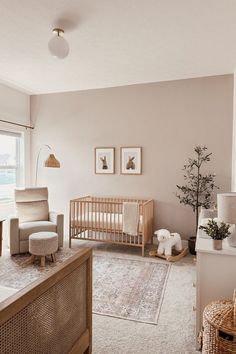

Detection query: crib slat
xmin=90 ymin=201 xmax=92 ymax=238
xmin=112 ymin=202 xmax=114 ymax=242
xmin=74 ymin=202 xmax=76 ymax=238
xmin=113 ymin=202 xmax=115 ymax=242
xmin=98 ymin=202 xmax=100 ymax=240
xmin=119 ymin=202 xmax=122 ymax=243
xmin=115 ymin=202 xmax=117 ymax=241
xmin=93 ymin=201 xmax=95 ymax=240
xmin=96 ymin=202 xmax=100 ymax=241
xmin=106 ymin=202 xmax=108 ymax=240
xmin=119 ymin=203 xmax=121 ymax=242
xmin=88 ymin=201 xmax=90 ymax=239
xmin=75 ymin=200 xmax=77 ymax=237
xmin=85 ymin=201 xmax=87 ymax=237
xmin=69 ymin=201 xmax=72 ymax=246
xmin=109 ymin=203 xmax=112 ymax=241
xmin=102 ymin=202 xmax=104 ymax=240
xmin=82 ymin=201 xmax=85 ymax=238
xmin=79 ymin=200 xmax=82 ymax=235
xmin=83 ymin=201 xmax=86 ymax=238
xmin=93 ymin=201 xmax=95 ymax=239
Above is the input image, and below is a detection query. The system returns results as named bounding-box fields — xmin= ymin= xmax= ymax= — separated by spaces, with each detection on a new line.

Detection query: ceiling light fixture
xmin=48 ymin=28 xmax=69 ymax=59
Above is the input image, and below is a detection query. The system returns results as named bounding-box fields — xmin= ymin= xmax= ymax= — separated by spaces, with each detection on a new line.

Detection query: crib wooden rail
xmin=69 ymin=196 xmax=154 ymax=256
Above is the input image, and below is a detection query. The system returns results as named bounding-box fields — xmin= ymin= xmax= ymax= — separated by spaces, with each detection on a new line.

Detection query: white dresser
xmin=196 ymin=234 xmax=236 ymax=348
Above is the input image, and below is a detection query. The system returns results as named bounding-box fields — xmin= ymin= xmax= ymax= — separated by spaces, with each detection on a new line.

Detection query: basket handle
xmin=233 ymin=289 xmax=236 ymax=327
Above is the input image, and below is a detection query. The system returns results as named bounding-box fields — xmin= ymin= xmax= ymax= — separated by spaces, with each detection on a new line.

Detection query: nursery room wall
xmin=30 ymin=74 xmax=233 ymax=238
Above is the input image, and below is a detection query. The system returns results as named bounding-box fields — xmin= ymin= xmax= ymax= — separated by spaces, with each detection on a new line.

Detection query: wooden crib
xmin=69 ymin=196 xmax=154 ymax=256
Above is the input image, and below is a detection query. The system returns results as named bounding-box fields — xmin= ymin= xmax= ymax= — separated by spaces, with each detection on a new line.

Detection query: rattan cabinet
xmin=196 ymin=234 xmax=236 ymax=350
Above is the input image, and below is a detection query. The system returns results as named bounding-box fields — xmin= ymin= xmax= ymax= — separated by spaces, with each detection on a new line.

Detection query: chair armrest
xmin=8 ymin=217 xmax=19 ymax=255
xmin=49 ymin=212 xmax=64 ymax=248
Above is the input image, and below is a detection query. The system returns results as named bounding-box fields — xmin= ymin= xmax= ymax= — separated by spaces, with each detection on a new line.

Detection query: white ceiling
xmin=1 ymin=0 xmax=236 ymax=94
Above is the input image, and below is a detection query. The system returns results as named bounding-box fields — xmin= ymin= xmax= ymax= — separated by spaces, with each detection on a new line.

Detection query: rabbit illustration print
xmin=121 ymin=147 xmax=142 ymax=174
xmin=126 ymin=156 xmax=135 ymax=170
xmin=95 ymin=147 xmax=115 ymax=174
xmin=100 ymin=156 xmax=108 ymax=169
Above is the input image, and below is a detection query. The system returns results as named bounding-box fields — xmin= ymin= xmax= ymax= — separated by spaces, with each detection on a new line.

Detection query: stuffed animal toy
xmin=154 ymin=229 xmax=183 ymax=256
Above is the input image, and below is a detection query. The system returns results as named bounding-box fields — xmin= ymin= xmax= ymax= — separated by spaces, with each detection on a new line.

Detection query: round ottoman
xmin=29 ymin=232 xmax=58 ymax=267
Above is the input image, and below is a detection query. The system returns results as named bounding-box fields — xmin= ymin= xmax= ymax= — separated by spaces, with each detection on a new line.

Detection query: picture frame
xmin=95 ymin=147 xmax=115 ymax=174
xmin=120 ymin=147 xmax=142 ymax=175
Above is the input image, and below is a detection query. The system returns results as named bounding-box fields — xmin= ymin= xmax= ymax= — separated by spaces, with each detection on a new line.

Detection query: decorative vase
xmin=213 ymin=239 xmax=222 ymax=250
xmin=188 ymin=236 xmax=196 ymax=255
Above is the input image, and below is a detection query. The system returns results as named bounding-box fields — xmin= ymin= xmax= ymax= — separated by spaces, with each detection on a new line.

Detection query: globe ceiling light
xmin=48 ymin=28 xmax=69 ymax=59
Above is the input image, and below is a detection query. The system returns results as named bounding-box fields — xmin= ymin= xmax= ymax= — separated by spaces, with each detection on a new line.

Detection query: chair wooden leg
xmin=142 ymin=244 xmax=145 ymax=257
xmin=52 ymin=253 xmax=56 ymax=262
xmin=40 ymin=256 xmax=45 ymax=267
xmin=30 ymin=254 xmax=35 ymax=263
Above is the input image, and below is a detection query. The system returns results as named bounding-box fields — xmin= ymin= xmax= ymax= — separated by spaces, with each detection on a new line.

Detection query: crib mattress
xmin=71 ymin=212 xmax=143 ymax=233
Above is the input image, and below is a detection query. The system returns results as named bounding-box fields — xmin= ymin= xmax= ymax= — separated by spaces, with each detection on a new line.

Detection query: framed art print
xmin=95 ymin=147 xmax=115 ymax=174
xmin=120 ymin=147 xmax=142 ymax=174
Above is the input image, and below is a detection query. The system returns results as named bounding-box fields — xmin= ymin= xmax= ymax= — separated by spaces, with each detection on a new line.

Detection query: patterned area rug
xmin=0 ymin=249 xmax=170 ymax=325
xmin=0 ymin=248 xmax=78 ymax=289
xmin=93 ymin=255 xmax=170 ymax=324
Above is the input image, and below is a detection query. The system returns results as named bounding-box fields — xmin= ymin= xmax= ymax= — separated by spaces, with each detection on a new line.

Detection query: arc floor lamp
xmin=35 ymin=144 xmax=60 ymax=186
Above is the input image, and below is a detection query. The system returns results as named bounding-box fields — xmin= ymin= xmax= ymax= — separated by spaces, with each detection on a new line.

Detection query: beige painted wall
xmin=31 ymin=75 xmax=233 ymax=238
xmin=0 ymin=83 xmax=30 ymax=125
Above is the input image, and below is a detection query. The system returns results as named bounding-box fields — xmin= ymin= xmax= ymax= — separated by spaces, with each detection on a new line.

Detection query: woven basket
xmin=202 ymin=290 xmax=236 ymax=353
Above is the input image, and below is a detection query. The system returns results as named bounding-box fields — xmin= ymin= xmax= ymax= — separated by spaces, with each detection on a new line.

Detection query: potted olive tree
xmin=199 ymin=219 xmax=230 ymax=250
xmin=176 ymin=145 xmax=218 ymax=254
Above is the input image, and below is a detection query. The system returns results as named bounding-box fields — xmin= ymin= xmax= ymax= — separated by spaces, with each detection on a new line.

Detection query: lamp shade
xmin=44 ymin=154 xmax=60 ymax=168
xmin=48 ymin=29 xmax=69 ymax=59
xmin=217 ymin=193 xmax=236 ymax=224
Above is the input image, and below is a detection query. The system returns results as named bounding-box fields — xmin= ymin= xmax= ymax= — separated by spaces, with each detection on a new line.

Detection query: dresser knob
xmin=193 ymin=306 xmax=196 ymax=311
xmin=193 ymin=282 xmax=196 ymax=288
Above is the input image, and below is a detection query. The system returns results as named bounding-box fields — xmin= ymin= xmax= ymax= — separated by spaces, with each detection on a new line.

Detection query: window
xmin=0 ymin=130 xmax=24 ymax=215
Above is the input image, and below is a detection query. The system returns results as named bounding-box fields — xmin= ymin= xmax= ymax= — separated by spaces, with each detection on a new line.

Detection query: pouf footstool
xmin=29 ymin=232 xmax=58 ymax=267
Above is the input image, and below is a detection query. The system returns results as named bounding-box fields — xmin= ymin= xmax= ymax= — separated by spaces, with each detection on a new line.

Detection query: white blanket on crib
xmin=122 ymin=202 xmax=139 ymax=236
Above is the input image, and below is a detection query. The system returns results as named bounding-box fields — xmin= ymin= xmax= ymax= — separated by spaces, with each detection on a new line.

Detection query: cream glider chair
xmin=9 ymin=187 xmax=64 ymax=255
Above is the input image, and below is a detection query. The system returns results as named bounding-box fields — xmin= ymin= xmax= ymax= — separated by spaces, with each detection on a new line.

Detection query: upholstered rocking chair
xmin=9 ymin=187 xmax=64 ymax=255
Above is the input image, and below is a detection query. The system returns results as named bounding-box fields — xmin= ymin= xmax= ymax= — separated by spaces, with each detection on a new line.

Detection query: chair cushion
xmin=15 ymin=187 xmax=48 ymax=203
xmin=19 ymin=221 xmax=56 ymax=241
xmin=16 ymin=201 xmax=49 ymax=223
xmin=15 ymin=187 xmax=49 ymax=223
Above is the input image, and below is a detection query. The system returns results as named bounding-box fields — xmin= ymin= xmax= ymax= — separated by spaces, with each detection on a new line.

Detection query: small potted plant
xmin=199 ymin=219 xmax=231 ymax=250
xmin=176 ymin=145 xmax=218 ymax=254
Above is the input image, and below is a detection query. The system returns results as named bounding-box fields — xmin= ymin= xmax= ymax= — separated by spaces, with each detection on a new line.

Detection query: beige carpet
xmin=73 ymin=241 xmax=198 ymax=354
xmin=1 ymin=240 xmax=198 ymax=354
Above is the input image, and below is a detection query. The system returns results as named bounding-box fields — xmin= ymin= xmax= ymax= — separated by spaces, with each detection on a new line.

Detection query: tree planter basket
xmin=202 ymin=291 xmax=236 ymax=353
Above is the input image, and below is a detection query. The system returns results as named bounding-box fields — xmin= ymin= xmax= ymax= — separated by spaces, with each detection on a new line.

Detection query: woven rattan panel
xmin=202 ymin=301 xmax=236 ymax=354
xmin=0 ymin=263 xmax=87 ymax=354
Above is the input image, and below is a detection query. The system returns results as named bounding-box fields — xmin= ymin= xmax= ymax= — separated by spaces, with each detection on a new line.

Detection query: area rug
xmin=0 ymin=248 xmax=78 ymax=289
xmin=0 ymin=250 xmax=170 ymax=325
xmin=93 ymin=255 xmax=170 ymax=324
